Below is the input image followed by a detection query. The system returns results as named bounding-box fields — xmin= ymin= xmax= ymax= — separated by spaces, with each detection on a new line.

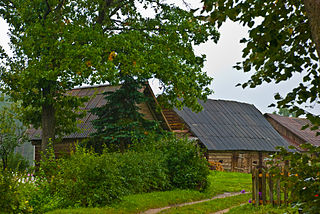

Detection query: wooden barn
xmin=265 ymin=113 xmax=320 ymax=150
xmin=162 ymin=100 xmax=291 ymax=173
xmin=28 ymin=84 xmax=171 ymax=163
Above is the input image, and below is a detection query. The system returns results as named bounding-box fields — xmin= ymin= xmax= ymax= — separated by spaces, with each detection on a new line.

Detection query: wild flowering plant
xmin=268 ymin=144 xmax=320 ymax=213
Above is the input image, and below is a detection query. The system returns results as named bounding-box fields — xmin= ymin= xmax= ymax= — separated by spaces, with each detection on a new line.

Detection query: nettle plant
xmin=268 ymin=144 xmax=320 ymax=213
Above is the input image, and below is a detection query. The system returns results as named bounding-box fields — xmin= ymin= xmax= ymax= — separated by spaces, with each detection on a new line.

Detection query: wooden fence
xmin=251 ymin=162 xmax=290 ymax=206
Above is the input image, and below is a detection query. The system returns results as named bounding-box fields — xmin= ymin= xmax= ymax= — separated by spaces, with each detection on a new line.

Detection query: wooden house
xmin=28 ymin=84 xmax=171 ymax=163
xmin=265 ymin=113 xmax=320 ymax=150
xmin=162 ymin=100 xmax=291 ymax=173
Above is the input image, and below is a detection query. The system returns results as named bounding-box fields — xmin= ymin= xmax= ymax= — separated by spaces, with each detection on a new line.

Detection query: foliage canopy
xmin=203 ymin=0 xmax=320 ymax=129
xmin=0 ymin=0 xmax=219 ymax=150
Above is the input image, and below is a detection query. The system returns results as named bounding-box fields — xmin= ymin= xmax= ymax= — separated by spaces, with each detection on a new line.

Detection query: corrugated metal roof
xmin=265 ymin=113 xmax=320 ymax=146
xmin=174 ymin=100 xmax=290 ymax=152
xmin=29 ymin=85 xmax=121 ymax=141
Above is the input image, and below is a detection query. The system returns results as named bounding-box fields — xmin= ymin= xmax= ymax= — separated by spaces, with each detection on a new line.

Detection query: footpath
xmin=142 ymin=192 xmax=248 ymax=214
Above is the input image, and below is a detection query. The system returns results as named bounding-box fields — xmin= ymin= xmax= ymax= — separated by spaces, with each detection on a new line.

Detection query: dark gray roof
xmin=28 ymin=84 xmax=169 ymax=142
xmin=174 ymin=100 xmax=290 ymax=152
xmin=28 ymin=85 xmax=120 ymax=141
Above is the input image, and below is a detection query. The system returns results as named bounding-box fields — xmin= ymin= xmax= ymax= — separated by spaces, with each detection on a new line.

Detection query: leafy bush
xmin=55 ymin=149 xmax=125 ymax=207
xmin=160 ymin=137 xmax=209 ymax=191
xmin=269 ymin=144 xmax=320 ymax=213
xmin=132 ymin=134 xmax=210 ymax=191
xmin=0 ymin=170 xmax=33 ymax=213
xmin=119 ymin=150 xmax=170 ymax=193
xmin=35 ymin=146 xmax=170 ymax=209
xmin=28 ymin=134 xmax=209 ymax=211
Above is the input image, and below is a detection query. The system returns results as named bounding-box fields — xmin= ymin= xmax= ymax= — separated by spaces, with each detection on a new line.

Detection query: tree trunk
xmin=41 ymin=103 xmax=56 ymax=157
xmin=304 ymin=0 xmax=320 ymax=60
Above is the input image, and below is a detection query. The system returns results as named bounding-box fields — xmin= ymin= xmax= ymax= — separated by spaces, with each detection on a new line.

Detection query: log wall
xmin=265 ymin=117 xmax=304 ymax=148
xmin=33 ymin=139 xmax=80 ymax=163
xmin=208 ymin=151 xmax=272 ymax=173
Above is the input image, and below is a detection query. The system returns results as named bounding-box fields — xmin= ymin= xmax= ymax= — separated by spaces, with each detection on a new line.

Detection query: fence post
xmin=262 ymin=170 xmax=266 ymax=205
xmin=255 ymin=169 xmax=260 ymax=205
xmin=284 ymin=160 xmax=289 ymax=206
xmin=276 ymin=178 xmax=281 ymax=206
xmin=268 ymin=172 xmax=274 ymax=206
xmin=252 ymin=167 xmax=256 ymax=205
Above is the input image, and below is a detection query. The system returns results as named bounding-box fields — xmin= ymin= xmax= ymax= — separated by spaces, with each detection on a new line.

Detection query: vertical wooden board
xmin=284 ymin=161 xmax=289 ymax=206
xmin=262 ymin=171 xmax=267 ymax=205
xmin=255 ymin=169 xmax=260 ymax=206
xmin=231 ymin=152 xmax=237 ymax=171
xmin=277 ymin=179 xmax=281 ymax=206
xmin=252 ymin=167 xmax=256 ymax=205
xmin=269 ymin=173 xmax=274 ymax=206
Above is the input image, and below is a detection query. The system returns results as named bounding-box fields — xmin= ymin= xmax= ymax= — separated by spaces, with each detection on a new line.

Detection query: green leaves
xmin=269 ymin=144 xmax=320 ymax=212
xmin=0 ymin=0 xmax=219 ymax=142
xmin=0 ymin=98 xmax=28 ymax=171
xmin=203 ymin=0 xmax=320 ymax=126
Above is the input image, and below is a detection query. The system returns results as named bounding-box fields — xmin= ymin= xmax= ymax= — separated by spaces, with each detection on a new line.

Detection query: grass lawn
xmin=160 ymin=193 xmax=251 ymax=214
xmin=47 ymin=171 xmax=252 ymax=214
xmin=226 ymin=204 xmax=299 ymax=214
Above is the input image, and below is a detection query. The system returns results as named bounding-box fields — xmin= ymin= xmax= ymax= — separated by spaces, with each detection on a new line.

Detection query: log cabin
xmin=28 ymin=84 xmax=171 ymax=163
xmin=162 ymin=100 xmax=291 ymax=173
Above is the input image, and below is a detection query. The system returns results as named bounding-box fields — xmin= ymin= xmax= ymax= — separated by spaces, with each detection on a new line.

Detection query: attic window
xmin=253 ymin=161 xmax=257 ymax=164
xmin=219 ymin=160 xmax=223 ymax=163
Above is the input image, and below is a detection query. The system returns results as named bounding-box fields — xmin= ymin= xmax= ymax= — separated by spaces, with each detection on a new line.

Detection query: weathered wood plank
xmin=277 ymin=179 xmax=281 ymax=206
xmin=269 ymin=173 xmax=274 ymax=206
xmin=262 ymin=171 xmax=267 ymax=205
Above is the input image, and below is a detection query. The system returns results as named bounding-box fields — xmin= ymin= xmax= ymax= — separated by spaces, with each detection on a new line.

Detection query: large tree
xmin=202 ymin=0 xmax=320 ymax=129
xmin=0 ymin=0 xmax=219 ymax=153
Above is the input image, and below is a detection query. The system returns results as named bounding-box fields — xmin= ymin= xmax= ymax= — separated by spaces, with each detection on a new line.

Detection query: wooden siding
xmin=266 ymin=117 xmax=304 ymax=149
xmin=208 ymin=151 xmax=272 ymax=173
xmin=34 ymin=139 xmax=80 ymax=163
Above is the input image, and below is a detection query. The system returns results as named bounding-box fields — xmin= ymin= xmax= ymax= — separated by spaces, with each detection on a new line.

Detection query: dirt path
xmin=142 ymin=192 xmax=247 ymax=214
xmin=210 ymin=203 xmax=246 ymax=214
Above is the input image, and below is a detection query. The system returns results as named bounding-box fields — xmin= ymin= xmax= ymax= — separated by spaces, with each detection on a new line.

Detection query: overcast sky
xmin=0 ymin=5 xmax=319 ymax=115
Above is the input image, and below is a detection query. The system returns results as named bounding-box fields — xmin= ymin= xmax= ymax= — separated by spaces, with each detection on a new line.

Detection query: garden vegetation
xmin=1 ymin=134 xmax=209 ymax=213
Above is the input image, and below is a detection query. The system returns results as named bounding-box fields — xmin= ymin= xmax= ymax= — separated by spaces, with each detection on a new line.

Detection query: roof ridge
xmin=207 ymin=98 xmax=254 ymax=106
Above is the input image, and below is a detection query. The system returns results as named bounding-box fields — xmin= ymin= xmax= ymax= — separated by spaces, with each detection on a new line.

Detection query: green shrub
xmin=42 ymin=147 xmax=170 ymax=209
xmin=51 ymin=148 xmax=125 ymax=208
xmin=160 ymin=137 xmax=209 ymax=191
xmin=31 ymin=134 xmax=209 ymax=211
xmin=118 ymin=150 xmax=170 ymax=193
xmin=0 ymin=170 xmax=33 ymax=213
xmin=132 ymin=134 xmax=210 ymax=191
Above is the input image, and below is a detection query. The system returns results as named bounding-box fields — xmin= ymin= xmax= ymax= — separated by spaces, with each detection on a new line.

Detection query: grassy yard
xmin=160 ymin=193 xmax=251 ymax=214
xmin=47 ymin=171 xmax=252 ymax=214
xmin=226 ymin=204 xmax=299 ymax=214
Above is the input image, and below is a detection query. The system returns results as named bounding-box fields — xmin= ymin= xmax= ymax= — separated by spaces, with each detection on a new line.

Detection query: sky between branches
xmin=0 ymin=1 xmax=319 ymax=115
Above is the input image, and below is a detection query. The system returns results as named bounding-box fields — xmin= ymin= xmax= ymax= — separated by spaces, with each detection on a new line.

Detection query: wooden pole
xmin=269 ymin=173 xmax=274 ymax=206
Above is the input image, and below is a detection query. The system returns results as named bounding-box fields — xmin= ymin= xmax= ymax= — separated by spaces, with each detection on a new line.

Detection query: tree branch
xmin=108 ymin=0 xmax=128 ymax=19
xmin=97 ymin=0 xmax=114 ymax=25
xmin=43 ymin=0 xmax=52 ymax=21
xmin=54 ymin=0 xmax=65 ymax=13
